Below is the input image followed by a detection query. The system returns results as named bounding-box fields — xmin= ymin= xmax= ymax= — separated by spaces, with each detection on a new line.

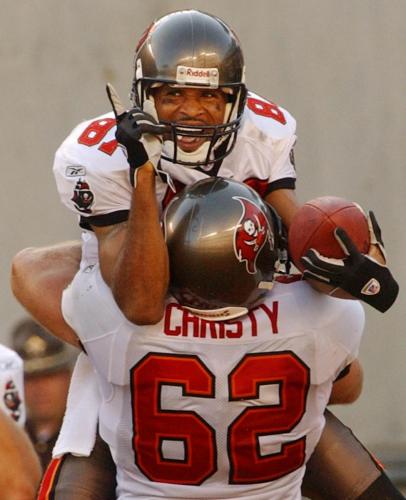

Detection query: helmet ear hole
xmin=164 ymin=177 xmax=280 ymax=319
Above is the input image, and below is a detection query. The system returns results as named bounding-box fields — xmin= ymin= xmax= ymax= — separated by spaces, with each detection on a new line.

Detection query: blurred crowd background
xmin=1 ymin=0 xmax=405 ymax=483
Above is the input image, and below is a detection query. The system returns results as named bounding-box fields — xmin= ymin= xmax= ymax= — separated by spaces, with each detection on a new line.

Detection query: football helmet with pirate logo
xmin=132 ymin=9 xmax=246 ymax=167
xmin=163 ymin=177 xmax=286 ymax=320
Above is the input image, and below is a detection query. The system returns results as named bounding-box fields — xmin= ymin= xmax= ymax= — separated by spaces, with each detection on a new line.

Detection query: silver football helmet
xmin=132 ymin=10 xmax=246 ymax=167
xmin=163 ymin=178 xmax=283 ymax=320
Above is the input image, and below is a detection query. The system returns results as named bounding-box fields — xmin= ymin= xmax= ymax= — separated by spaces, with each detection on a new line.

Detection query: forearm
xmin=265 ymin=188 xmax=301 ymax=228
xmin=98 ymin=85 xmax=168 ymax=324
xmin=102 ymin=164 xmax=169 ymax=324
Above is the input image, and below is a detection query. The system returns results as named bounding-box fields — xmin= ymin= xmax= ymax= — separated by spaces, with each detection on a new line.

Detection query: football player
xmin=12 ymin=9 xmax=400 ymax=499
xmin=42 ymin=178 xmax=367 ymax=499
xmin=15 ymin=178 xmax=402 ymax=499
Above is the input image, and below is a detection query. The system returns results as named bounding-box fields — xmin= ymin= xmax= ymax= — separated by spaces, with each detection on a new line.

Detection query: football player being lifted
xmin=12 ymin=9 xmax=400 ymax=500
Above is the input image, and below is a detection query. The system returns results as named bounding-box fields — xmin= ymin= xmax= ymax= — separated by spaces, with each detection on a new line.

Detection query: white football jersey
xmin=53 ymin=92 xmax=296 ymax=228
xmin=62 ymin=266 xmax=364 ymax=500
xmin=0 ymin=345 xmax=25 ymax=426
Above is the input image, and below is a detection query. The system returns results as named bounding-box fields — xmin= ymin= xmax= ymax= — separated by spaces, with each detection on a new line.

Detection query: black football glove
xmin=106 ymin=83 xmax=168 ymax=185
xmin=301 ymin=211 xmax=399 ymax=312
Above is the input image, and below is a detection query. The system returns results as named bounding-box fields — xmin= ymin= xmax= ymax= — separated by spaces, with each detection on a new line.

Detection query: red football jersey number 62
xmin=131 ymin=351 xmax=309 ymax=485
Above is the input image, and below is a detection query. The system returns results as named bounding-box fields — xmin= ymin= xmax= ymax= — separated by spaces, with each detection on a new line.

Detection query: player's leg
xmin=37 ymin=433 xmax=116 ymax=500
xmin=302 ymin=409 xmax=404 ymax=499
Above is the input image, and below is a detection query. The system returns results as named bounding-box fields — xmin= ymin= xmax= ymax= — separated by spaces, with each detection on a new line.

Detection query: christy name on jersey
xmin=62 ymin=265 xmax=364 ymax=500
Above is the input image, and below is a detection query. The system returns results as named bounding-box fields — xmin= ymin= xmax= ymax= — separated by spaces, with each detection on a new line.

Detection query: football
xmin=288 ymin=196 xmax=370 ymax=272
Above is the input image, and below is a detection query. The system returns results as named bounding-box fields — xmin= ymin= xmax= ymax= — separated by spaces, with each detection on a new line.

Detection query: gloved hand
xmin=106 ymin=83 xmax=168 ymax=185
xmin=301 ymin=211 xmax=399 ymax=312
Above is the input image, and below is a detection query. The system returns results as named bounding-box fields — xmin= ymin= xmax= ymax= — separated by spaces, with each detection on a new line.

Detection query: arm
xmin=265 ymin=188 xmax=300 ymax=228
xmin=11 ymin=166 xmax=168 ymax=332
xmin=93 ymin=85 xmax=169 ymax=325
xmin=11 ymin=241 xmax=81 ymax=347
xmin=328 ymin=359 xmax=363 ymax=405
xmin=0 ymin=408 xmax=42 ymax=499
xmin=92 ymin=163 xmax=169 ymax=324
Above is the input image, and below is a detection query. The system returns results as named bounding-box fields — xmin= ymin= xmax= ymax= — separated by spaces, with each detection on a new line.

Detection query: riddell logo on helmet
xmin=186 ymin=68 xmax=210 ymax=78
xmin=176 ymin=66 xmax=219 ymax=87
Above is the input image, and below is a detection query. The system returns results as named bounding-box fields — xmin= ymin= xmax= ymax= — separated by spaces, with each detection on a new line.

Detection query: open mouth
xmin=177 ymin=135 xmax=206 ymax=152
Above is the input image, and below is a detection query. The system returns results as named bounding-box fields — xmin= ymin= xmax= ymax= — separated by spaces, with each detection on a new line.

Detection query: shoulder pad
xmin=53 ymin=112 xmax=132 ymax=219
xmin=242 ymin=91 xmax=296 ymax=139
xmin=54 ymin=112 xmax=121 ymax=173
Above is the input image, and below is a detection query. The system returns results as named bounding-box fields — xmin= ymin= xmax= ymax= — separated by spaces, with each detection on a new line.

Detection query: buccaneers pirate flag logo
xmin=71 ymin=179 xmax=94 ymax=213
xmin=233 ymin=197 xmax=273 ymax=274
xmin=3 ymin=379 xmax=22 ymax=422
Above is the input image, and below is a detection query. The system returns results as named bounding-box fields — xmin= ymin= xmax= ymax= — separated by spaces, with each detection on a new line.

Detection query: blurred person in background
xmin=10 ymin=318 xmax=77 ymax=470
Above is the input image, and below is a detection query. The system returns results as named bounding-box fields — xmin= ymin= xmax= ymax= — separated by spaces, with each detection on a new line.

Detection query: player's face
xmin=152 ymin=85 xmax=228 ymax=152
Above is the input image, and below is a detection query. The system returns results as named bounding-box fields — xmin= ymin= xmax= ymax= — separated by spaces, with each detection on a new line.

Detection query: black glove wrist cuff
xmin=127 ymin=144 xmax=149 ymax=186
xmin=128 ymin=143 xmax=149 ymax=170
